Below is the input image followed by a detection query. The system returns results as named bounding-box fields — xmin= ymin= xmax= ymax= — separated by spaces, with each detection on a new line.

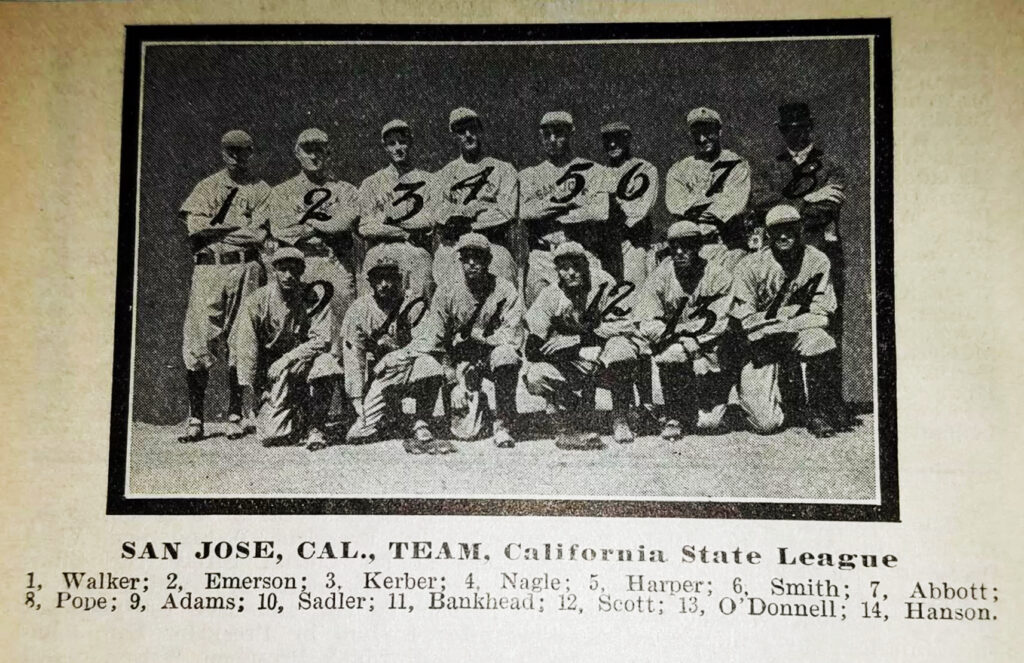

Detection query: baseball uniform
xmin=180 ymin=168 xmax=270 ymax=373
xmin=409 ymin=266 xmax=524 ymax=440
xmin=518 ymin=157 xmax=610 ymax=305
xmin=264 ymin=171 xmax=360 ymax=354
xmin=729 ymin=244 xmax=837 ymax=433
xmin=357 ymin=163 xmax=435 ymax=302
xmin=431 ymin=155 xmax=519 ymax=289
xmin=634 ymin=250 xmax=736 ymax=431
xmin=229 ymin=267 xmax=342 ymax=445
xmin=607 ymin=156 xmax=659 ymax=291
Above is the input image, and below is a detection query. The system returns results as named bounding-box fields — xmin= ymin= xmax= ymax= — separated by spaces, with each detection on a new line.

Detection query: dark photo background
xmin=133 ymin=38 xmax=873 ymax=424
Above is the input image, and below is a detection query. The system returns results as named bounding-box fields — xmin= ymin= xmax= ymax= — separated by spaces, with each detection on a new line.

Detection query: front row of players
xmin=219 ymin=202 xmax=849 ymax=453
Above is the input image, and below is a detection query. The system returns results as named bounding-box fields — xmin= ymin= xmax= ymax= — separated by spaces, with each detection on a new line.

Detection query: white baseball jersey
xmin=525 ymin=268 xmax=634 ymax=344
xmin=179 ymin=169 xmax=270 ymax=248
xmin=665 ymin=149 xmax=751 ymax=226
xmin=606 ymin=157 xmax=659 ymax=228
xmin=409 ymin=275 xmax=524 ymax=355
xmin=340 ymin=293 xmax=428 ymax=401
xmin=358 ymin=164 xmax=434 ymax=240
xmin=264 ymin=172 xmax=359 ymax=245
xmin=518 ymin=157 xmax=610 ymax=239
xmin=432 ymin=156 xmax=518 ymax=231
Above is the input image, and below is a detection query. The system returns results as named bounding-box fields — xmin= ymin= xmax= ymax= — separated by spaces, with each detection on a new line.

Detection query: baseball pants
xmin=523 ymin=336 xmax=640 ymax=408
xmin=257 ymin=353 xmax=342 ymax=445
xmin=446 ymin=344 xmax=521 ymax=440
xmin=182 ymin=254 xmax=264 ymax=371
xmin=346 ymin=349 xmax=444 ymax=440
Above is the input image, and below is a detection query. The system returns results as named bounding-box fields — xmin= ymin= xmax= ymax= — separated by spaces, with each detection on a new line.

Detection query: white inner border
xmin=124 ymin=35 xmax=882 ymax=505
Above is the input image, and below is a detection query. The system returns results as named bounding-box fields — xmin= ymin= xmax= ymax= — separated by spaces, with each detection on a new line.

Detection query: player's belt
xmin=193 ymin=248 xmax=259 ymax=265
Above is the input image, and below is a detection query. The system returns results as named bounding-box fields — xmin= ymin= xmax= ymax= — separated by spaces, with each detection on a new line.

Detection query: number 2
xmin=299 ymin=187 xmax=332 ymax=223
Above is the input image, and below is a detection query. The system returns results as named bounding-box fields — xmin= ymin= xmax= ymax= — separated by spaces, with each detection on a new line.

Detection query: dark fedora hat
xmin=777 ymin=102 xmax=814 ymax=127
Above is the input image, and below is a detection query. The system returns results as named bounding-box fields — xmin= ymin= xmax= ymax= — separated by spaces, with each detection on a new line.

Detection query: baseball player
xmin=518 ymin=111 xmax=609 ymax=306
xmin=357 ymin=119 xmax=435 ymax=303
xmin=751 ymin=102 xmax=852 ymax=427
xmin=342 ymin=247 xmax=448 ymax=453
xmin=634 ymin=221 xmax=736 ymax=440
xmin=601 ymin=121 xmax=660 ymax=420
xmin=523 ymin=242 xmax=640 ymax=449
xmin=409 ymin=233 xmax=524 ymax=447
xmin=729 ymin=205 xmax=846 ymax=437
xmin=665 ymin=107 xmax=751 ymax=250
xmin=431 ymin=108 xmax=519 ymax=289
xmin=228 ymin=247 xmax=342 ymax=449
xmin=178 ymin=130 xmax=271 ymax=443
xmin=262 ymin=128 xmax=360 ymax=405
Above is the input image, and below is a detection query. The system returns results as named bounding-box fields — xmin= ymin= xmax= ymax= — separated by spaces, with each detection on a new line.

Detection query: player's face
xmin=602 ymin=132 xmax=631 ymax=164
xmin=555 ymin=256 xmax=588 ymax=291
xmin=452 ymin=120 xmax=482 ymax=155
xmin=370 ymin=269 xmax=402 ymax=303
xmin=780 ymin=122 xmax=813 ymax=153
xmin=459 ymin=248 xmax=491 ymax=282
xmin=382 ymin=130 xmax=412 ymax=166
xmin=743 ymin=215 xmax=764 ymax=251
xmin=689 ymin=122 xmax=721 ymax=158
xmin=669 ymin=238 xmax=701 ymax=275
xmin=295 ymin=141 xmax=329 ymax=173
xmin=540 ymin=125 xmax=572 ymax=159
xmin=767 ymin=221 xmax=803 ymax=256
xmin=222 ymin=146 xmax=252 ymax=173
xmin=273 ymin=259 xmax=305 ymax=293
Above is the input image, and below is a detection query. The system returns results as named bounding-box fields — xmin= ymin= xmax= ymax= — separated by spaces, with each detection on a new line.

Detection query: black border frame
xmin=108 ymin=19 xmax=897 ymax=520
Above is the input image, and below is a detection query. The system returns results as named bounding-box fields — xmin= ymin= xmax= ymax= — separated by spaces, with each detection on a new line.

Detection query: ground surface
xmin=128 ymin=412 xmax=877 ymax=501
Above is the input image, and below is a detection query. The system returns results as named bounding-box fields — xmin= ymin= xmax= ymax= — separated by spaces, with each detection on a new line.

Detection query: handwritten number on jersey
xmin=616 ymin=162 xmax=651 ymax=201
xmin=304 ymin=280 xmax=335 ymax=319
xmin=782 ymin=158 xmax=822 ymax=199
xmin=450 ymin=167 xmax=494 ymax=204
xmin=209 ymin=187 xmax=240 ymax=226
xmin=652 ymin=294 xmax=720 ymax=352
xmin=387 ymin=181 xmax=426 ymax=225
xmin=765 ymin=273 xmax=824 ymax=320
xmin=551 ymin=162 xmax=595 ymax=204
xmin=299 ymin=188 xmax=333 ymax=224
xmin=705 ymin=160 xmax=741 ymax=197
xmin=582 ymin=282 xmax=635 ymax=329
xmin=456 ymin=297 xmax=508 ymax=342
xmin=368 ymin=296 xmax=429 ymax=349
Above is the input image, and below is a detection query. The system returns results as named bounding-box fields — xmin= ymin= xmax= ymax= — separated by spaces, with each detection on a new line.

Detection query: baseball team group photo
xmin=111 ymin=24 xmax=895 ymax=515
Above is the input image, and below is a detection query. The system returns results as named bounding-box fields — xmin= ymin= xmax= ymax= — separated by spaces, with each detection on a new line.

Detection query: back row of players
xmin=177 ymin=103 xmax=852 ymax=451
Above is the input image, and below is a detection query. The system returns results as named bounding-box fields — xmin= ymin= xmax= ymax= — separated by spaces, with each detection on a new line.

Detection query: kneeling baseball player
xmin=634 ymin=221 xmax=736 ymax=441
xmin=523 ymin=242 xmax=640 ymax=449
xmin=408 ymin=233 xmax=524 ymax=447
xmin=342 ymin=249 xmax=448 ymax=453
xmin=729 ymin=204 xmax=847 ymax=437
xmin=229 ymin=248 xmax=342 ymax=449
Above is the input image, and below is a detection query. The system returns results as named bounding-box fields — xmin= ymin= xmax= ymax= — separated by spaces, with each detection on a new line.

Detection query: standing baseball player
xmin=431 ymin=108 xmax=519 ymax=289
xmin=229 ymin=248 xmax=342 ymax=449
xmin=523 ymin=242 xmax=640 ymax=449
xmin=518 ymin=111 xmax=609 ymax=306
xmin=409 ymin=233 xmax=524 ymax=447
xmin=729 ymin=205 xmax=846 ymax=437
xmin=342 ymin=247 xmax=447 ymax=453
xmin=665 ymin=107 xmax=751 ymax=249
xmin=357 ymin=119 xmax=435 ymax=302
xmin=634 ymin=221 xmax=736 ymax=441
xmin=263 ymin=128 xmax=360 ymax=412
xmin=751 ymin=102 xmax=852 ymax=427
xmin=178 ymin=130 xmax=271 ymax=442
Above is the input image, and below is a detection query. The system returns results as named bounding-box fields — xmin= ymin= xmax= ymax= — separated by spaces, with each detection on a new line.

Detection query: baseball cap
xmin=455 ymin=232 xmax=491 ymax=255
xmin=449 ymin=107 xmax=480 ymax=129
xmin=540 ymin=111 xmax=574 ymax=128
xmin=296 ymin=128 xmax=329 ymax=144
xmin=686 ymin=107 xmax=722 ymax=127
xmin=381 ymin=119 xmax=411 ymax=139
xmin=667 ymin=220 xmax=703 ymax=241
xmin=270 ymin=246 xmax=305 ymax=266
xmin=765 ymin=204 xmax=802 ymax=227
xmin=221 ymin=130 xmax=253 ymax=148
xmin=552 ymin=241 xmax=587 ymax=261
xmin=363 ymin=247 xmax=402 ymax=279
xmin=600 ymin=121 xmax=632 ymax=136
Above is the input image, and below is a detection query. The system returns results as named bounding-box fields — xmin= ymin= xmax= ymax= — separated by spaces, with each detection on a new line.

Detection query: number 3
xmin=387 ymin=181 xmax=426 ymax=224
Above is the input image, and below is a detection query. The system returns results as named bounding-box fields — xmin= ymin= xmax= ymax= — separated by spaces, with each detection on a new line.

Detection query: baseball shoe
xmin=805 ymin=410 xmax=836 ymax=439
xmin=177 ymin=417 xmax=204 ymax=443
xmin=612 ymin=417 xmax=635 ymax=445
xmin=660 ymin=419 xmax=684 ymax=441
xmin=492 ymin=419 xmax=515 ymax=449
xmin=404 ymin=420 xmax=435 ymax=455
xmin=304 ymin=428 xmax=330 ymax=452
xmin=225 ymin=414 xmax=246 ymax=440
xmin=555 ymin=430 xmax=604 ymax=451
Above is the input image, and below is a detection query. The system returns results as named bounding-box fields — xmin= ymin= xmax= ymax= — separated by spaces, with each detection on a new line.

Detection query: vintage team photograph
xmin=108 ymin=21 xmax=896 ymax=518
